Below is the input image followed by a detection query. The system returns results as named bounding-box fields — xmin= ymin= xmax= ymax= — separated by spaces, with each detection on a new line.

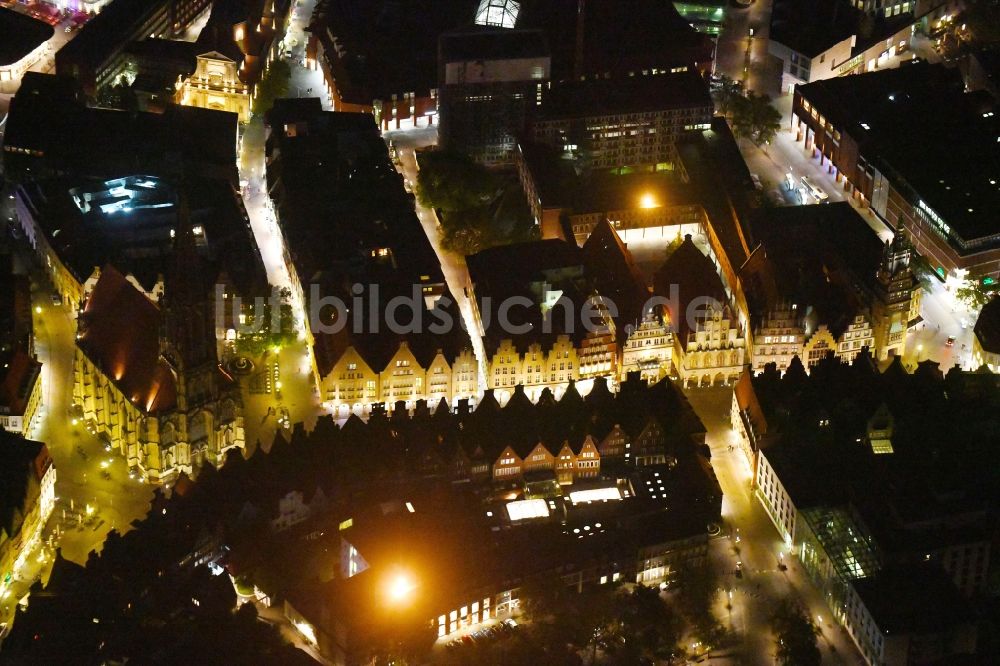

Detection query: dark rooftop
xmin=0 ymin=430 xmax=49 ymax=543
xmin=796 ymin=63 xmax=1000 ymax=249
xmin=76 ymin=266 xmax=177 ymax=415
xmin=851 ymin=563 xmax=972 ymax=635
xmin=769 ymin=0 xmax=861 ymax=57
xmin=653 ymin=234 xmax=727 ymax=341
xmin=4 ymin=73 xmax=239 ymax=182
xmin=975 ymin=296 xmax=1000 ymax=355
xmin=311 ymin=0 xmax=478 ymax=103
xmin=537 ymin=69 xmax=712 ymax=120
xmin=516 ymin=0 xmax=713 ymax=82
xmin=0 ymin=7 xmax=54 ymax=68
xmin=747 ymin=203 xmax=886 ymax=336
xmin=55 ymin=0 xmax=164 ymax=73
xmin=16 ymin=176 xmax=266 ymax=295
xmin=439 ymin=27 xmax=548 ymax=62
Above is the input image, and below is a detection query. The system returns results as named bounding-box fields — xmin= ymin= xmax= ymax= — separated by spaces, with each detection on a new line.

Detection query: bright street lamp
xmin=639 ymin=192 xmax=659 ymax=209
xmin=385 ymin=571 xmax=417 ymax=606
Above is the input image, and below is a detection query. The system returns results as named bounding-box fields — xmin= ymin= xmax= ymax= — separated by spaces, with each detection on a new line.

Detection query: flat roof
xmin=796 ymin=63 xmax=1000 ymax=249
xmin=17 ymin=176 xmax=265 ymax=295
xmin=851 ymin=564 xmax=971 ymax=635
xmin=0 ymin=7 xmax=54 ymax=67
xmin=516 ymin=0 xmax=713 ymax=81
xmin=313 ymin=0 xmax=479 ymax=103
xmin=537 ymin=70 xmax=712 ymax=120
xmin=769 ymin=0 xmax=860 ymax=57
xmin=55 ymin=0 xmax=163 ymax=71
xmin=439 ymin=27 xmax=548 ymax=62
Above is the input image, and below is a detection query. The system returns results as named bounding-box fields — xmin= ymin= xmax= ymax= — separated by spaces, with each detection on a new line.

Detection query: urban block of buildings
xmin=973 ymin=297 xmax=1000 ymax=373
xmin=742 ymin=203 xmax=922 ymax=372
xmin=0 ymin=430 xmax=56 ymax=605
xmin=791 ymin=62 xmax=1000 ymax=283
xmin=733 ymin=357 xmax=996 ymax=665
xmin=0 ymin=255 xmax=42 ymax=438
xmin=151 ymin=373 xmax=721 ymax=662
xmin=768 ymin=0 xmax=962 ymax=93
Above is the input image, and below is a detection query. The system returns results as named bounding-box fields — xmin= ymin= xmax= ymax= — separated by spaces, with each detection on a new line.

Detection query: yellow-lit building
xmin=677 ymin=306 xmax=746 ymax=387
xmin=74 ymin=263 xmax=245 ymax=483
xmin=176 ymin=51 xmax=250 ymax=122
xmin=0 ymin=433 xmax=56 ymax=599
xmin=621 ymin=311 xmax=674 ymax=383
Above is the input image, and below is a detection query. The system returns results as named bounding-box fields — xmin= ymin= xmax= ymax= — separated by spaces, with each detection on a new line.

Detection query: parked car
xmin=750 ymin=173 xmax=763 ymax=190
xmin=51 ymin=293 xmax=62 ymax=306
xmin=946 ymin=336 xmax=956 ymax=347
xmin=800 ymin=175 xmax=829 ymax=202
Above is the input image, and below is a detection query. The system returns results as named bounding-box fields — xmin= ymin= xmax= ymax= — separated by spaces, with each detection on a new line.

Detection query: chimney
xmin=574 ymin=0 xmax=586 ymax=80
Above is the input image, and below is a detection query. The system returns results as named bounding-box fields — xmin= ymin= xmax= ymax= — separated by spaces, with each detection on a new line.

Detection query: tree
xmin=771 ymin=599 xmax=821 ymax=666
xmin=731 ymin=92 xmax=782 ymax=148
xmin=675 ymin=563 xmax=727 ymax=646
xmin=234 ymin=287 xmax=296 ymax=357
xmin=956 ymin=279 xmax=999 ymax=311
xmin=711 ymin=75 xmax=744 ymax=117
xmin=416 ymin=150 xmax=536 ymax=256
xmin=415 ymin=150 xmax=500 ymax=213
xmin=251 ymin=60 xmax=292 ymax=117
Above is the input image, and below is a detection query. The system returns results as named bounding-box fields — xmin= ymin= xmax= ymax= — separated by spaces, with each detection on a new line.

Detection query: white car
xmin=750 ymin=173 xmax=763 ymax=190
xmin=800 ymin=175 xmax=829 ymax=203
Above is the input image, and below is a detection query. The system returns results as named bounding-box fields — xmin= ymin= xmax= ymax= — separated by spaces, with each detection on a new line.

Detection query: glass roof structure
xmin=475 ymin=0 xmax=520 ymax=28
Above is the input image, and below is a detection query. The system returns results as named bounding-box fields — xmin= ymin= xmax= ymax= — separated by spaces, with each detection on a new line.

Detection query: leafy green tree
xmin=415 ymin=150 xmax=500 ymax=213
xmin=252 ymin=60 xmax=292 ymax=117
xmin=234 ymin=287 xmax=296 ymax=357
xmin=771 ymin=599 xmax=821 ymax=666
xmin=956 ymin=279 xmax=999 ymax=310
xmin=675 ymin=563 xmax=727 ymax=646
xmin=416 ymin=150 xmax=536 ymax=255
xmin=732 ymin=92 xmax=783 ymax=148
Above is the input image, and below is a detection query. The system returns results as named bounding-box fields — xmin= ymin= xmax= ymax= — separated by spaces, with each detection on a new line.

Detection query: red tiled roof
xmin=0 ymin=349 xmax=41 ymax=416
xmin=77 ymin=265 xmax=177 ymax=414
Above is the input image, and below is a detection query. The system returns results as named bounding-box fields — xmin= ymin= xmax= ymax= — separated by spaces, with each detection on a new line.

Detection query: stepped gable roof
xmin=975 ymin=297 xmax=1000 ymax=355
xmin=653 ymin=234 xmax=727 ymax=341
xmin=581 ymin=218 xmax=651 ymax=340
xmin=76 ymin=265 xmax=176 ymax=414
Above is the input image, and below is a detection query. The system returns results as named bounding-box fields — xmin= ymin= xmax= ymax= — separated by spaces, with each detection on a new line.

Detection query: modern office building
xmin=792 ymin=63 xmax=1000 ymax=283
xmin=438 ymin=29 xmax=550 ymax=165
xmin=531 ymin=69 xmax=713 ymax=173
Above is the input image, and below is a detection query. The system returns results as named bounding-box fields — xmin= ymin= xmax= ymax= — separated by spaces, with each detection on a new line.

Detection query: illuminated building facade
xmin=792 ymin=63 xmax=1000 ymax=283
xmin=175 ymin=0 xmax=291 ymax=122
xmin=176 ymin=51 xmax=250 ymax=122
xmin=73 ymin=212 xmax=247 ymax=483
xmin=0 ymin=432 xmax=56 ymax=601
xmin=751 ymin=305 xmax=805 ymax=374
xmin=677 ymin=306 xmax=746 ymax=388
xmin=620 ymin=311 xmax=673 ymax=383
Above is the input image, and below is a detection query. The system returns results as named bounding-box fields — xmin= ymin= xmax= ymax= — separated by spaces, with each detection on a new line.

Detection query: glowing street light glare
xmin=639 ymin=192 xmax=659 ymax=209
xmin=386 ymin=573 xmax=416 ymax=605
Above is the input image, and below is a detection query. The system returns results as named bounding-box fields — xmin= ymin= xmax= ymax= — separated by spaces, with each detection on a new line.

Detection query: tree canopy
xmin=415 ymin=150 xmax=537 ymax=256
xmin=234 ymin=286 xmax=296 ymax=357
xmin=771 ymin=598 xmax=821 ymax=666
xmin=731 ymin=92 xmax=783 ymax=148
